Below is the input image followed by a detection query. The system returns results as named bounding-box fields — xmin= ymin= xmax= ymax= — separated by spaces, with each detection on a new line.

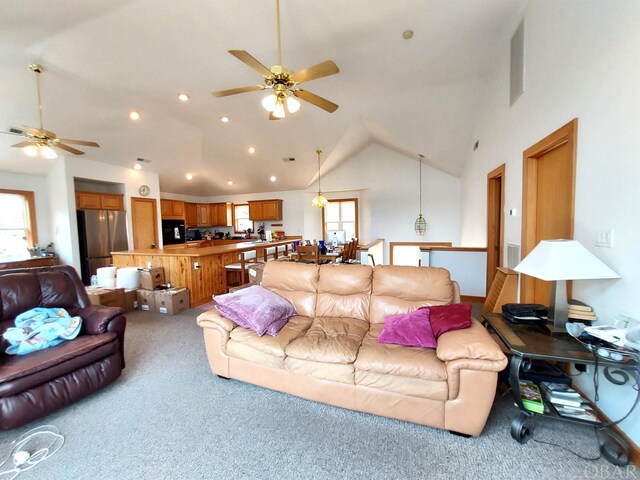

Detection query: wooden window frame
xmin=0 ymin=189 xmax=38 ymax=246
xmin=321 ymin=198 xmax=359 ymax=241
xmin=234 ymin=203 xmax=253 ymax=233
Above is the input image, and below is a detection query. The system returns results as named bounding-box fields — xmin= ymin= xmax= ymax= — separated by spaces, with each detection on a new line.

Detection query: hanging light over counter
xmin=311 ymin=148 xmax=328 ymax=208
xmin=415 ymin=154 xmax=427 ymax=235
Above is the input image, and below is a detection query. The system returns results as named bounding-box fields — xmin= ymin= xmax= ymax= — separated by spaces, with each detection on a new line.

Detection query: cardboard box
xmin=87 ymin=287 xmax=126 ymax=310
xmin=139 ymin=267 xmax=165 ymax=291
xmin=228 ymin=283 xmax=252 ymax=294
xmin=155 ymin=288 xmax=190 ymax=315
xmin=124 ymin=288 xmax=138 ymax=312
xmin=137 ymin=289 xmax=156 ymax=311
xmin=248 ymin=263 xmax=265 ymax=285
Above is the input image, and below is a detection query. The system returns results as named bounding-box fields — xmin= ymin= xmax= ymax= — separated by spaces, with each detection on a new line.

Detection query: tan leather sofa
xmin=197 ymin=262 xmax=507 ymax=436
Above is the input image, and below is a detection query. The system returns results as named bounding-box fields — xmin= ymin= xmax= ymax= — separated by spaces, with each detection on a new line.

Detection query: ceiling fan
xmin=212 ymin=0 xmax=339 ymax=120
xmin=3 ymin=64 xmax=99 ymax=159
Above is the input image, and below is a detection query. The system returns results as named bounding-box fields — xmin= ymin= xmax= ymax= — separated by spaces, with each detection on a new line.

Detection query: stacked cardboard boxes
xmin=136 ymin=266 xmax=190 ymax=315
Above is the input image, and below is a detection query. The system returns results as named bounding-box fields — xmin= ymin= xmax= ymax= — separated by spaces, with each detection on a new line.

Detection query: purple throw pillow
xmin=377 ymin=308 xmax=437 ymax=348
xmin=424 ymin=303 xmax=472 ymax=338
xmin=213 ymin=285 xmax=296 ymax=336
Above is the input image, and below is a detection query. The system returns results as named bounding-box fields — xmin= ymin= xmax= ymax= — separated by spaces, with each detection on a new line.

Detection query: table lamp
xmin=514 ymin=239 xmax=620 ymax=333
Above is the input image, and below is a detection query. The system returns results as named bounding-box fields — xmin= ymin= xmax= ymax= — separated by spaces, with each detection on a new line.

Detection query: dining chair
xmin=297 ymin=245 xmax=319 ymax=263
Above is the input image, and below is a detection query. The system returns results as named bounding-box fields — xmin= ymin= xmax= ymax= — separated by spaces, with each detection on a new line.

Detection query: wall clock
xmin=139 ymin=185 xmax=150 ymax=197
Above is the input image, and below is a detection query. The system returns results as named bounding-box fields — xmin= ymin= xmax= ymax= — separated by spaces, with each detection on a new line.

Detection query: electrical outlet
xmin=194 ymin=262 xmax=200 ymax=270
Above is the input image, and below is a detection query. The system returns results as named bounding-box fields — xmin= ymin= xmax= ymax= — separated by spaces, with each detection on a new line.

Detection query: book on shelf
xmin=568 ymin=299 xmax=593 ymax=312
xmin=553 ymin=404 xmax=600 ymax=423
xmin=540 ymin=382 xmax=587 ymax=407
xmin=518 ymin=380 xmax=545 ymax=414
xmin=568 ymin=311 xmax=597 ymax=321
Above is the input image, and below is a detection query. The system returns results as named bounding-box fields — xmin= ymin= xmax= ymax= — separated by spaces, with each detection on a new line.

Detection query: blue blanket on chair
xmin=3 ymin=307 xmax=82 ymax=355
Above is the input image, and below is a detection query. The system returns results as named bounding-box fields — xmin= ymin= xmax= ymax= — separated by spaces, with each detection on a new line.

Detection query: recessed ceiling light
xmin=270 ymin=175 xmax=276 ymax=182
xmin=186 ymin=173 xmax=193 ymax=180
xmin=227 ymin=180 xmax=234 ymax=186
xmin=129 ymin=111 xmax=140 ymax=120
xmin=134 ymin=163 xmax=142 ymax=171
xmin=220 ymin=116 xmax=229 ymax=123
xmin=402 ymin=30 xmax=414 ymax=40
xmin=248 ymin=147 xmax=256 ymax=154
xmin=178 ymin=93 xmax=189 ymax=102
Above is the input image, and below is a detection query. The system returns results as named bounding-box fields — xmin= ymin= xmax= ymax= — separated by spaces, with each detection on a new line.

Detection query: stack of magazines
xmin=517 ymin=380 xmax=545 ymax=413
xmin=540 ymin=382 xmax=600 ymax=422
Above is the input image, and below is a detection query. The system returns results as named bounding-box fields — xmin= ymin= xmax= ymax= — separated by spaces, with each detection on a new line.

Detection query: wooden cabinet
xmin=161 ymin=199 xmax=185 ymax=219
xmin=210 ymin=203 xmax=233 ymax=226
xmin=248 ymin=199 xmax=283 ymax=221
xmin=184 ymin=203 xmax=198 ymax=228
xmin=76 ymin=191 xmax=124 ymax=211
xmin=196 ymin=204 xmax=211 ymax=227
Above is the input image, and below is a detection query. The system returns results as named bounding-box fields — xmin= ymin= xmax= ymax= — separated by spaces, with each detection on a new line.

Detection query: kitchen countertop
xmin=112 ymin=239 xmax=294 ymax=258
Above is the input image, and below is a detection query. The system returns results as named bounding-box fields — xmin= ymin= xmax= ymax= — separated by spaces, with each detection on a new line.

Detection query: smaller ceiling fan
xmin=212 ymin=0 xmax=340 ymax=120
xmin=3 ymin=64 xmax=99 ymax=159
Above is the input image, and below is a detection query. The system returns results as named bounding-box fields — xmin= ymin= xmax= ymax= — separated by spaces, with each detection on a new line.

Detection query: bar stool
xmin=225 ymin=250 xmax=257 ymax=290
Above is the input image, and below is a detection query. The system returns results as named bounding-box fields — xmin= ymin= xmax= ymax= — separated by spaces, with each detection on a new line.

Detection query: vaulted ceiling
xmin=0 ymin=0 xmax=525 ymax=196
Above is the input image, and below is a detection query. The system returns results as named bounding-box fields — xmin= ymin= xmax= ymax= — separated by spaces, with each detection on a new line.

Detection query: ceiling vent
xmin=282 ymin=157 xmax=296 ymax=163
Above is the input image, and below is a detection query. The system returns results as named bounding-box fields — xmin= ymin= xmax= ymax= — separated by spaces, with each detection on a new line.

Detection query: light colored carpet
xmin=0 ymin=306 xmax=619 ymax=480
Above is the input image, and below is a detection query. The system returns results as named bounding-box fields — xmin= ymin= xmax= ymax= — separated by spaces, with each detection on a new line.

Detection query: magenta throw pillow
xmin=425 ymin=303 xmax=472 ymax=338
xmin=377 ymin=309 xmax=437 ymax=348
xmin=213 ymin=285 xmax=296 ymax=336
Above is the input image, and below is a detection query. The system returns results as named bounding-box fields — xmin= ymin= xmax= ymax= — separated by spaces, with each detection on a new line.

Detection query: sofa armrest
xmin=196 ymin=308 xmax=236 ymax=333
xmin=436 ymin=318 xmax=507 ymax=364
xmin=77 ymin=305 xmax=127 ymax=368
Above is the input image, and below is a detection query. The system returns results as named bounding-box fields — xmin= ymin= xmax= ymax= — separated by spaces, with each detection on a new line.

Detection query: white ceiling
xmin=0 ymin=0 xmax=525 ymax=196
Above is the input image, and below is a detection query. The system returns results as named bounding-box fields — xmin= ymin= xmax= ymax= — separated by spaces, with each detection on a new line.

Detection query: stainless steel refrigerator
xmin=77 ymin=210 xmax=128 ymax=285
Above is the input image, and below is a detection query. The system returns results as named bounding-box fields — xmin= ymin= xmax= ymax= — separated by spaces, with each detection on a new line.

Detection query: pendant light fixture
xmin=414 ymin=154 xmax=427 ymax=235
xmin=311 ymin=148 xmax=328 ymax=208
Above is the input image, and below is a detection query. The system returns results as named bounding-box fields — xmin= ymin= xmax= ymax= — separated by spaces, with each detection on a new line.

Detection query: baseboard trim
xmin=461 ymin=295 xmax=485 ymax=303
xmin=573 ymin=384 xmax=640 ymax=466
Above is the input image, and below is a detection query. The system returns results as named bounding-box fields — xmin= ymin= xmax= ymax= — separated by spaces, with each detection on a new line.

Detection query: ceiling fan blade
xmin=290 ymin=60 xmax=339 ymax=84
xmin=228 ymin=50 xmax=273 ymax=78
xmin=268 ymin=112 xmax=282 ymax=121
xmin=11 ymin=141 xmax=35 ymax=148
xmin=212 ymin=85 xmax=265 ymax=98
xmin=21 ymin=125 xmax=57 ymax=139
xmin=57 ymin=138 xmax=99 ymax=147
xmin=55 ymin=143 xmax=85 ymax=155
xmin=292 ymin=89 xmax=339 ymax=113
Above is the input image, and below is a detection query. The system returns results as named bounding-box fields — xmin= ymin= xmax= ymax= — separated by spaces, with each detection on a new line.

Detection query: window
xmin=0 ymin=190 xmax=37 ymax=259
xmin=322 ymin=198 xmax=358 ymax=242
xmin=234 ymin=204 xmax=253 ymax=233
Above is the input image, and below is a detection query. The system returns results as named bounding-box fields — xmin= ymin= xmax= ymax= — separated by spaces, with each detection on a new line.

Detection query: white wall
xmin=459 ymin=1 xmax=640 ymax=444
xmin=0 ymin=171 xmax=53 ymax=249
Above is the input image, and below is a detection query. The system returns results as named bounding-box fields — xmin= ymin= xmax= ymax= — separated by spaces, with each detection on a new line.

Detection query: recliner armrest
xmin=77 ymin=305 xmax=127 ymax=368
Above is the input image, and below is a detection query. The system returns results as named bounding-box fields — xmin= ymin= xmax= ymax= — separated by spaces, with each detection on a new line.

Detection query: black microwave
xmin=161 ymin=220 xmax=185 ymax=245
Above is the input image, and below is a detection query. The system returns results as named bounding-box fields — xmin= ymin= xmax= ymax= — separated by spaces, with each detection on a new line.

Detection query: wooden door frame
xmin=520 ymin=118 xmax=577 ymax=301
xmin=486 ymin=164 xmax=505 ymax=295
xmin=131 ymin=197 xmax=158 ymax=249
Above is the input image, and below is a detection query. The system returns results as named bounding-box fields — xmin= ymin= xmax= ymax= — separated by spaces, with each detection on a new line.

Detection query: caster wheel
xmin=599 ymin=429 xmax=629 ymax=466
xmin=511 ymin=414 xmax=534 ymax=444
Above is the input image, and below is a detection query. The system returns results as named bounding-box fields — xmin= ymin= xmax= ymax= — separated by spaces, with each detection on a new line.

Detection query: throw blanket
xmin=3 ymin=307 xmax=82 ymax=356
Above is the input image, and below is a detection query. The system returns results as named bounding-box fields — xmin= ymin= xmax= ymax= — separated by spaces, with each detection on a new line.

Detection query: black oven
xmin=161 ymin=220 xmax=185 ymax=245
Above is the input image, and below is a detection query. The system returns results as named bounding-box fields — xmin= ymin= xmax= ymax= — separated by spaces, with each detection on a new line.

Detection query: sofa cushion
xmin=316 ymin=264 xmax=372 ymax=322
xmin=285 ymin=317 xmax=369 ymax=364
xmin=354 ymin=324 xmax=448 ymax=399
xmin=426 ymin=303 xmax=472 ymax=338
xmin=262 ymin=262 xmax=319 ymax=318
xmin=285 ymin=356 xmax=355 ymax=384
xmin=213 ymin=285 xmax=296 ymax=336
xmin=378 ymin=308 xmax=436 ymax=348
xmin=369 ymin=266 xmax=454 ymax=324
xmin=229 ymin=316 xmax=314 ymax=357
xmin=0 ymin=273 xmax=42 ymax=323
xmin=0 ymin=333 xmax=119 ymax=397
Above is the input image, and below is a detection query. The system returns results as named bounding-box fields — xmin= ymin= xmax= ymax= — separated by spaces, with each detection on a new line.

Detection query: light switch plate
xmin=595 ymin=229 xmax=614 ymax=248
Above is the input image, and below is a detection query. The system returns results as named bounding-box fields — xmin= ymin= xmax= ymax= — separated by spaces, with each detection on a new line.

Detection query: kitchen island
xmin=111 ymin=239 xmax=295 ymax=306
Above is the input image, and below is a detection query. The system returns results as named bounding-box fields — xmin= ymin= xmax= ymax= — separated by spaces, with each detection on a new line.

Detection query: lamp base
xmin=542 ymin=322 xmax=570 ymax=336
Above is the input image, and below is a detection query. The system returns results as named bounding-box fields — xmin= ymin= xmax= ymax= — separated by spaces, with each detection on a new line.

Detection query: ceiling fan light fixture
xmin=273 ymin=99 xmax=286 ymax=118
xmin=41 ymin=145 xmax=57 ymax=159
xmin=285 ymin=95 xmax=301 ymax=113
xmin=261 ymin=94 xmax=277 ymax=112
xmin=23 ymin=144 xmax=38 ymax=157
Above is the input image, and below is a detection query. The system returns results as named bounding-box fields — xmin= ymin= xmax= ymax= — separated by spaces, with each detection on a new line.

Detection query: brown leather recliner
xmin=0 ymin=265 xmax=126 ymax=430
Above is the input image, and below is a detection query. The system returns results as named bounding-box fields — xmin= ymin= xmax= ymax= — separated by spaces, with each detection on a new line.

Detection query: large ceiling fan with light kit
xmin=212 ymin=0 xmax=340 ymax=120
xmin=2 ymin=64 xmax=99 ymax=159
